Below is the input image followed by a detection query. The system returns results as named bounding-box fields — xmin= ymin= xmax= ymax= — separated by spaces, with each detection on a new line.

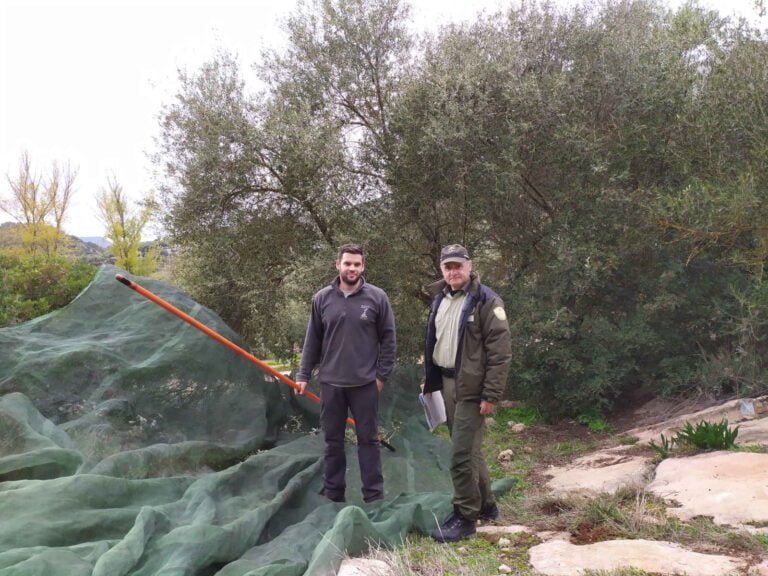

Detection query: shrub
xmin=0 ymin=252 xmax=96 ymax=327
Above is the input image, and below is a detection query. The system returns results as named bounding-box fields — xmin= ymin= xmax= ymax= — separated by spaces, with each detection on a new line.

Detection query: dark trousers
xmin=320 ymin=381 xmax=383 ymax=502
xmin=442 ymin=376 xmax=494 ymax=520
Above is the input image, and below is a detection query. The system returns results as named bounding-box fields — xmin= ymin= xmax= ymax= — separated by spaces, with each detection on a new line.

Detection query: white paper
xmin=419 ymin=391 xmax=447 ymax=430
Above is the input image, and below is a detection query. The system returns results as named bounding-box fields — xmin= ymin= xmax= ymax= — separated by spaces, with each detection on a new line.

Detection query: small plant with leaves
xmin=651 ymin=419 xmax=739 ymax=459
xmin=649 ymin=433 xmax=673 ymax=459
xmin=673 ymin=419 xmax=739 ymax=450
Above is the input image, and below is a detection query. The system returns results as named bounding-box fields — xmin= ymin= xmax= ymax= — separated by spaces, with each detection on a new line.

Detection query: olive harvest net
xmin=0 ymin=265 xmax=513 ymax=576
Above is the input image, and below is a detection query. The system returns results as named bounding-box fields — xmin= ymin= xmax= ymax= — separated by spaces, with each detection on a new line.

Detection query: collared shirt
xmin=432 ymin=287 xmax=467 ymax=369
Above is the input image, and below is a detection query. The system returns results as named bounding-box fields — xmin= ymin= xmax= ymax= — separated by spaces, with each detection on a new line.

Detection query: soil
xmin=570 ymin=521 xmax=622 ymax=544
xmin=608 ymin=391 xmax=731 ymax=432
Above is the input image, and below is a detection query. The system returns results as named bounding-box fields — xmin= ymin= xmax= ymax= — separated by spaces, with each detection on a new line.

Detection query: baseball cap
xmin=440 ymin=244 xmax=471 ymax=264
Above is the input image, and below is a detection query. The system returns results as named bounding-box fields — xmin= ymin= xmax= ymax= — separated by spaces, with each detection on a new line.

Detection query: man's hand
xmin=295 ymin=381 xmax=308 ymax=395
xmin=479 ymin=400 xmax=496 ymax=415
xmin=376 ymin=377 xmax=384 ymax=392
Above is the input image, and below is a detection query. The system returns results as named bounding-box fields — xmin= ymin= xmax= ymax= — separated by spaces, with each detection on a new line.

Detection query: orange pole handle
xmin=115 ymin=274 xmax=355 ymax=427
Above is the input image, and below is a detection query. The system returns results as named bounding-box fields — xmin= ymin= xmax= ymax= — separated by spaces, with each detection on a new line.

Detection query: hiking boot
xmin=319 ymin=488 xmax=346 ymax=503
xmin=478 ymin=502 xmax=499 ymax=521
xmin=430 ymin=509 xmax=476 ymax=543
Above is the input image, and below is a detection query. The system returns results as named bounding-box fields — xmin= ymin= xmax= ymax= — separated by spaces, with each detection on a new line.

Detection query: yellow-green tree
xmin=2 ymin=151 xmax=76 ymax=257
xmin=96 ymin=176 xmax=156 ymax=275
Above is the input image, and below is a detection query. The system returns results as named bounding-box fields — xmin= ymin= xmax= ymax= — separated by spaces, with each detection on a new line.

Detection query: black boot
xmin=430 ymin=508 xmax=476 ymax=543
xmin=478 ymin=502 xmax=499 ymax=521
xmin=319 ymin=488 xmax=345 ymax=503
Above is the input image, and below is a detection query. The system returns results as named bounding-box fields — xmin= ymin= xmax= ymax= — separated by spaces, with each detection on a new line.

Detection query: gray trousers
xmin=320 ymin=381 xmax=383 ymax=502
xmin=442 ymin=376 xmax=494 ymax=520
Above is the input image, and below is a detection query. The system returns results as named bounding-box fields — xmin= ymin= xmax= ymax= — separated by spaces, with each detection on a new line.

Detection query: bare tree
xmin=3 ymin=151 xmax=50 ymax=256
xmin=47 ymin=160 xmax=78 ymax=253
xmin=2 ymin=151 xmax=78 ymax=256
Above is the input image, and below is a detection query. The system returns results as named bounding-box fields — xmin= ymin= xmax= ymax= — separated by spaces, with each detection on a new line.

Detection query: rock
xmin=497 ymin=449 xmax=515 ymax=463
xmin=498 ymin=537 xmax=512 ymax=546
xmin=478 ymin=525 xmax=532 ymax=536
xmin=529 ymin=539 xmax=745 ymax=576
xmin=507 ymin=422 xmax=527 ymax=433
xmin=755 ymin=396 xmax=768 ymax=415
xmin=535 ymin=531 xmax=570 ymax=542
xmin=544 ymin=446 xmax=652 ymax=495
xmin=752 ymin=558 xmax=768 ymax=575
xmin=647 ymin=451 xmax=768 ymax=530
xmin=337 ymin=558 xmax=393 ymax=576
xmin=485 ymin=417 xmax=496 ymax=427
xmin=499 ymin=400 xmax=520 ymax=409
xmin=740 ymin=396 xmax=768 ymax=417
xmin=498 ymin=564 xmax=512 ymax=573
xmin=733 ymin=416 xmax=768 ymax=445
xmin=626 ymin=398 xmax=748 ymax=444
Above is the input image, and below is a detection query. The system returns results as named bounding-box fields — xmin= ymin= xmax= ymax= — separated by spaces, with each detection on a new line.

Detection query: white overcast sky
xmin=1 ymin=0 xmax=764 ymax=238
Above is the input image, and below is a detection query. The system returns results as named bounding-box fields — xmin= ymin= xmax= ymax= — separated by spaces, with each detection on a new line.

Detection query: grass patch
xmin=739 ymin=444 xmax=768 ymax=453
xmin=361 ymin=533 xmax=539 ymax=576
xmin=263 ymin=360 xmax=295 ymax=373
xmin=617 ymin=435 xmax=640 ymax=445
xmin=549 ymin=439 xmax=595 ymax=458
xmin=495 ymin=404 xmax=542 ymax=426
xmin=577 ymin=413 xmax=616 ymax=434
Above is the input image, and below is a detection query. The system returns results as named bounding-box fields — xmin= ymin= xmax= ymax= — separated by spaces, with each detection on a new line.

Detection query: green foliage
xmin=496 ymin=404 xmax=542 ymax=427
xmin=366 ymin=532 xmax=535 ymax=576
xmin=97 ymin=177 xmax=155 ymax=275
xmin=649 ymin=433 xmax=674 ymax=459
xmin=674 ymin=419 xmax=739 ymax=450
xmin=576 ymin=413 xmax=615 ymax=434
xmin=2 ymin=151 xmax=77 ymax=258
xmin=156 ymin=0 xmax=768 ymax=415
xmin=0 ymin=252 xmax=96 ymax=327
xmin=651 ymin=419 xmax=739 ymax=458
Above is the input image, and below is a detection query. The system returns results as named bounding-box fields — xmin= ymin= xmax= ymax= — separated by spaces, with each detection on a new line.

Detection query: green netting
xmin=0 ymin=265 xmax=516 ymax=575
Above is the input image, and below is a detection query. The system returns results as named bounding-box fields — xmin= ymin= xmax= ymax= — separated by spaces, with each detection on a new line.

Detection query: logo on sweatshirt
xmin=360 ymin=305 xmax=371 ymax=320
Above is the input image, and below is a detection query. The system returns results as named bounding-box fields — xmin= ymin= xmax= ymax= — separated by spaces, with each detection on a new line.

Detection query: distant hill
xmin=77 ymin=236 xmax=111 ymax=248
xmin=0 ymin=222 xmax=111 ymax=265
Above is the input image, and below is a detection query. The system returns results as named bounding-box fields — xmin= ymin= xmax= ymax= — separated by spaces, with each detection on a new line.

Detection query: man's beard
xmin=340 ymin=272 xmax=359 ymax=286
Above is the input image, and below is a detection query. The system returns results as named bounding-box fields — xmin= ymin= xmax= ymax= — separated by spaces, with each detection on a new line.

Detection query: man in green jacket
xmin=423 ymin=244 xmax=512 ymax=542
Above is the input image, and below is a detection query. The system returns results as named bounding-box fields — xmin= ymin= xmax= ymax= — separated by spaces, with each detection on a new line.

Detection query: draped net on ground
xmin=0 ymin=265 xmax=479 ymax=576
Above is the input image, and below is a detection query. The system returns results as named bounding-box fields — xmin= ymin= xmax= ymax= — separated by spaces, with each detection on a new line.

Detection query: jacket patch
xmin=493 ymin=307 xmax=507 ymax=321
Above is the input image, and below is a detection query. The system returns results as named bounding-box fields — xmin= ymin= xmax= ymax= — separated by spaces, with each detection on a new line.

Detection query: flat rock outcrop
xmin=647 ymin=451 xmax=768 ymax=530
xmin=337 ymin=558 xmax=394 ymax=576
xmin=545 ymin=446 xmax=652 ymax=495
xmin=529 ymin=539 xmax=745 ymax=576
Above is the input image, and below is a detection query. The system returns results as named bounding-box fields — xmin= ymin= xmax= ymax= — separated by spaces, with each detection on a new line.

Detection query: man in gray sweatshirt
xmin=296 ymin=243 xmax=396 ymax=503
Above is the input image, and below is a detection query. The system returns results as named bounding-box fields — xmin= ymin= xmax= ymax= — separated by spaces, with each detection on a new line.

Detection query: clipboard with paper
xmin=419 ymin=390 xmax=447 ymax=430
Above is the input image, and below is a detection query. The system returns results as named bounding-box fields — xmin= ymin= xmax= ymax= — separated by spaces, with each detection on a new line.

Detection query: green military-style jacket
xmin=423 ymin=272 xmax=512 ymax=403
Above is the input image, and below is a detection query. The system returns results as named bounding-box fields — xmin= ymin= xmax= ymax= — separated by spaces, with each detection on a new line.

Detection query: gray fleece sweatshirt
xmin=296 ymin=277 xmax=396 ymax=386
